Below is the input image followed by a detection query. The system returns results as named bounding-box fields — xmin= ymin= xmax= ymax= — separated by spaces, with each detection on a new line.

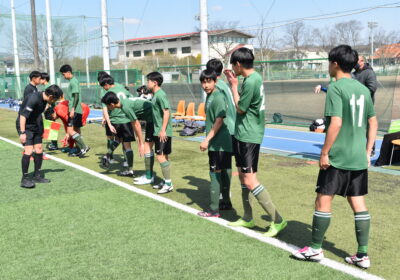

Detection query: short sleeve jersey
xmin=120 ymin=98 xmax=153 ymax=123
xmin=23 ymin=83 xmax=38 ymax=99
xmin=324 ymin=78 xmax=375 ymax=170
xmin=103 ymin=83 xmax=131 ymax=124
xmin=205 ymin=90 xmax=232 ymax=152
xmin=216 ymin=79 xmax=236 ymax=136
xmin=151 ymin=88 xmax=173 ymax=137
xmin=17 ymin=91 xmax=46 ymax=132
xmin=67 ymin=77 xmax=82 ymax=114
xmin=234 ymin=71 xmax=265 ymax=144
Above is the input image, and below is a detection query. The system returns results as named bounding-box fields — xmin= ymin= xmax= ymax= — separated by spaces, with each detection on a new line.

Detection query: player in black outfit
xmin=16 ymin=85 xmax=63 ymax=188
xmin=23 ymin=71 xmax=42 ymax=99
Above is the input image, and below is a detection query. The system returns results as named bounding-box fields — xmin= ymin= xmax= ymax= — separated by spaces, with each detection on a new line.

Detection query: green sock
xmin=144 ymin=152 xmax=154 ymax=179
xmin=311 ymin=210 xmax=332 ymax=249
xmin=72 ymin=133 xmax=86 ymax=149
xmin=251 ymin=185 xmax=283 ymax=223
xmin=160 ymin=161 xmax=171 ymax=185
xmin=107 ymin=139 xmax=120 ymax=155
xmin=355 ymin=211 xmax=371 ymax=254
xmin=125 ymin=149 xmax=133 ymax=169
xmin=209 ymin=172 xmax=222 ymax=211
xmin=220 ymin=169 xmax=231 ymax=203
xmin=241 ymin=184 xmax=253 ymax=222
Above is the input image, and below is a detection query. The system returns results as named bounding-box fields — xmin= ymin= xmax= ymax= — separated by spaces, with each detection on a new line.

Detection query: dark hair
xmin=328 ymin=45 xmax=358 ymax=73
xmin=206 ymin=59 xmax=223 ymax=76
xmin=146 ymin=72 xmax=163 ymax=86
xmin=40 ymin=72 xmax=50 ymax=82
xmin=230 ymin=47 xmax=254 ymax=69
xmin=136 ymin=85 xmax=152 ymax=95
xmin=44 ymin=84 xmax=63 ymax=100
xmin=44 ymin=107 xmax=55 ymax=120
xmin=200 ymin=69 xmax=217 ymax=82
xmin=29 ymin=71 xmax=41 ymax=80
xmin=101 ymin=91 xmax=119 ymax=105
xmin=97 ymin=71 xmax=109 ymax=82
xmin=59 ymin=64 xmax=72 ymax=73
xmin=99 ymin=76 xmax=115 ymax=87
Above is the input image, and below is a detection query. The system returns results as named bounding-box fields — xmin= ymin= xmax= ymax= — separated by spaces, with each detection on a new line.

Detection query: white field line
xmin=0 ymin=136 xmax=384 ymax=280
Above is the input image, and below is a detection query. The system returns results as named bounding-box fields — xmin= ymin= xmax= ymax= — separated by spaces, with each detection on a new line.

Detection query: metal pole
xmin=187 ymin=57 xmax=191 ymax=84
xmin=30 ymin=0 xmax=40 ymax=69
xmin=199 ymin=0 xmax=209 ymax=101
xmin=122 ymin=17 xmax=128 ymax=85
xmin=45 ymin=0 xmax=55 ymax=84
xmin=368 ymin=21 xmax=378 ymax=68
xmin=83 ymin=16 xmax=90 ymax=88
xmin=101 ymin=0 xmax=110 ymax=73
xmin=11 ymin=0 xmax=21 ymax=99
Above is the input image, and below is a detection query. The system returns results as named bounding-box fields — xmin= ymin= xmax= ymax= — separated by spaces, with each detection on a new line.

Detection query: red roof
xmin=120 ymin=29 xmax=254 ymax=43
xmin=373 ymin=43 xmax=400 ymax=59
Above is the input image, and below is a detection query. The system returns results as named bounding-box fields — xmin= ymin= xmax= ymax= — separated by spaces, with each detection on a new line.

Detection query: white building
xmin=116 ymin=29 xmax=254 ymax=62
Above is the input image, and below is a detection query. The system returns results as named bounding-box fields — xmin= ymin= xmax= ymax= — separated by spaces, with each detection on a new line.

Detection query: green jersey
xmin=151 ymin=88 xmax=173 ymax=137
xmin=325 ymin=78 xmax=375 ymax=170
xmin=67 ymin=76 xmax=82 ymax=114
xmin=205 ymin=90 xmax=232 ymax=152
xmin=235 ymin=71 xmax=265 ymax=144
xmin=217 ymin=79 xmax=236 ymax=135
xmin=103 ymin=83 xmax=131 ymax=124
xmin=120 ymin=98 xmax=153 ymax=123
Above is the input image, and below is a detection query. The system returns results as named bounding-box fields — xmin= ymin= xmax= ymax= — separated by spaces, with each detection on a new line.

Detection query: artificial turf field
xmin=0 ymin=108 xmax=399 ymax=280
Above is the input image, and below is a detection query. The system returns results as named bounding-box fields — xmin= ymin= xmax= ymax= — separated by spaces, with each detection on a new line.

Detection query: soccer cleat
xmin=292 ymin=246 xmax=324 ymax=262
xmin=345 ymin=255 xmax=370 ymax=269
xmin=263 ymin=219 xmax=287 ymax=237
xmin=61 ymin=147 xmax=71 ymax=153
xmin=122 ymin=161 xmax=128 ymax=168
xmin=228 ymin=218 xmax=255 ymax=229
xmin=197 ymin=210 xmax=220 ymax=218
xmin=46 ymin=143 xmax=58 ymax=151
xmin=68 ymin=148 xmax=79 ymax=156
xmin=134 ymin=175 xmax=154 ymax=185
xmin=219 ymin=201 xmax=233 ymax=210
xmin=118 ymin=170 xmax=134 ymax=177
xmin=20 ymin=177 xmax=35 ymax=188
xmin=157 ymin=184 xmax=173 ymax=194
xmin=102 ymin=155 xmax=111 ymax=168
xmin=32 ymin=175 xmax=51 ymax=184
xmin=78 ymin=146 xmax=90 ymax=158
xmin=152 ymin=181 xmax=165 ymax=190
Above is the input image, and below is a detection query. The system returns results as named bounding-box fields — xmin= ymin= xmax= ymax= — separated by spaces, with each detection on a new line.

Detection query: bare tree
xmin=312 ymin=26 xmax=336 ymax=53
xmin=372 ymin=29 xmax=400 ymax=70
xmin=333 ymin=20 xmax=363 ymax=48
xmin=284 ymin=21 xmax=310 ymax=68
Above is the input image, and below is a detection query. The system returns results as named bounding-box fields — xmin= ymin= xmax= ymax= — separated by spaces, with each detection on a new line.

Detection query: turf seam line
xmin=0 ymin=136 xmax=384 ymax=280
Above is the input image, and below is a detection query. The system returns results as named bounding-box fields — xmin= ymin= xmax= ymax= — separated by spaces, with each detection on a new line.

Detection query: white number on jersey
xmin=350 ymin=94 xmax=365 ymax=127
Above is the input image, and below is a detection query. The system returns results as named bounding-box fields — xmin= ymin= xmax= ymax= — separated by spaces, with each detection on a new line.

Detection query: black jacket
xmin=352 ymin=63 xmax=378 ymax=96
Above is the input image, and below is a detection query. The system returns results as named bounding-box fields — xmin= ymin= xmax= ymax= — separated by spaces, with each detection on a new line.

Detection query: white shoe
xmin=292 ymin=246 xmax=324 ymax=262
xmin=152 ymin=181 xmax=165 ymax=190
xmin=122 ymin=161 xmax=128 ymax=168
xmin=157 ymin=184 xmax=173 ymax=194
xmin=345 ymin=255 xmax=370 ymax=269
xmin=134 ymin=175 xmax=154 ymax=185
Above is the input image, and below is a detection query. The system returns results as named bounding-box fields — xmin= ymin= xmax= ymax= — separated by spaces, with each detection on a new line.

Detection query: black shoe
xmin=219 ymin=201 xmax=233 ymax=210
xmin=21 ymin=177 xmax=35 ymax=188
xmin=32 ymin=175 xmax=51 ymax=183
xmin=78 ymin=146 xmax=90 ymax=158
xmin=46 ymin=143 xmax=58 ymax=151
xmin=102 ymin=155 xmax=111 ymax=168
xmin=118 ymin=170 xmax=134 ymax=177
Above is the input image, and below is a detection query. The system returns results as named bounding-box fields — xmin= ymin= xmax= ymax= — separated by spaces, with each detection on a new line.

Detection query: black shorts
xmin=16 ymin=122 xmax=43 ymax=146
xmin=105 ymin=122 xmax=135 ymax=142
xmin=145 ymin=122 xmax=154 ymax=142
xmin=208 ymin=151 xmax=232 ymax=172
xmin=316 ymin=166 xmax=368 ymax=197
xmin=153 ymin=136 xmax=172 ymax=155
xmin=67 ymin=113 xmax=83 ymax=128
xmin=232 ymin=137 xmax=260 ymax=173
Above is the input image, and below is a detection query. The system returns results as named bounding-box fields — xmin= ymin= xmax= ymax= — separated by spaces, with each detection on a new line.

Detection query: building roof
xmin=373 ymin=43 xmax=400 ymax=59
xmin=118 ymin=29 xmax=254 ymax=44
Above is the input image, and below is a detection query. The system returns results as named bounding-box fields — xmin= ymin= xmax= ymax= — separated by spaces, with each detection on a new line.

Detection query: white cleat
xmin=134 ymin=175 xmax=154 ymax=185
xmin=157 ymin=184 xmax=173 ymax=194
xmin=292 ymin=246 xmax=324 ymax=262
xmin=345 ymin=255 xmax=370 ymax=269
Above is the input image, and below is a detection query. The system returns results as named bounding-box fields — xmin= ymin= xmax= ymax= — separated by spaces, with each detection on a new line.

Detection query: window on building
xmin=133 ymin=51 xmax=141 ymax=57
xmin=182 ymin=47 xmax=191 ymax=54
xmin=126 ymin=51 xmax=130 ymax=57
xmin=168 ymin=48 xmax=177 ymax=54
xmin=154 ymin=40 xmax=163 ymax=43
xmin=167 ymin=38 xmax=177 ymax=42
xmin=181 ymin=37 xmax=190 ymax=41
xmin=155 ymin=49 xmax=164 ymax=55
xmin=144 ymin=50 xmax=152 ymax=56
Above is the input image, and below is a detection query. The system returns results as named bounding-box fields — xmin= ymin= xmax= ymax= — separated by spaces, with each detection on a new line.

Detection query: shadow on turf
xmin=179 ymin=175 xmax=243 ymax=222
xmin=275 ymin=220 xmax=350 ymax=259
xmin=40 ymin=168 xmax=65 ymax=175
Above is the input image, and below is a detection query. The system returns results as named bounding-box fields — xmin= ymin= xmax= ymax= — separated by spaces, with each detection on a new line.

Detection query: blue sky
xmin=0 ymin=0 xmax=399 ymax=57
